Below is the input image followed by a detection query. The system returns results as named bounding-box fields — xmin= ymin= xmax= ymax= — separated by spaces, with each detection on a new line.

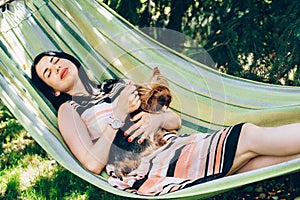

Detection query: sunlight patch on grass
xmin=19 ymin=155 xmax=58 ymax=190
xmin=0 ymin=169 xmax=20 ymax=198
xmin=0 ymin=154 xmax=58 ymax=197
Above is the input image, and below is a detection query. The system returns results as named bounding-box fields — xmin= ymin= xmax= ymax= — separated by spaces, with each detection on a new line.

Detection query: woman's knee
xmin=240 ymin=123 xmax=266 ymax=141
xmin=238 ymin=123 xmax=263 ymax=155
xmin=242 ymin=123 xmax=261 ymax=135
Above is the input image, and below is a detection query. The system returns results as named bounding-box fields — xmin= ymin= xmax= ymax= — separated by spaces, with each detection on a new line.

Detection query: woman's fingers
xmin=126 ymin=84 xmax=137 ymax=94
xmin=128 ymin=91 xmax=141 ymax=113
xmin=125 ymin=119 xmax=143 ymax=137
xmin=125 ymin=117 xmax=149 ymax=142
xmin=121 ymin=85 xmax=137 ymax=100
xmin=130 ymin=111 xmax=145 ymax=121
xmin=129 ymin=92 xmax=139 ymax=103
xmin=127 ymin=126 xmax=147 ymax=143
xmin=137 ymin=128 xmax=155 ymax=144
xmin=118 ymin=84 xmax=141 ymax=114
xmin=126 ymin=113 xmax=157 ymax=143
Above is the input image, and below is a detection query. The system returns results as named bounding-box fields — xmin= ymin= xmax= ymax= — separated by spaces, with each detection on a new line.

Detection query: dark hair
xmin=31 ymin=51 xmax=98 ymax=111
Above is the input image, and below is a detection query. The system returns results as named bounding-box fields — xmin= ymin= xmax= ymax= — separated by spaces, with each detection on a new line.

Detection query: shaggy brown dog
xmin=136 ymin=67 xmax=172 ymax=113
xmin=108 ymin=67 xmax=177 ymax=178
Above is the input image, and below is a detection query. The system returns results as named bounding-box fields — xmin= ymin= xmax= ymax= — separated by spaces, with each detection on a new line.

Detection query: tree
xmin=199 ymin=0 xmax=300 ymax=85
xmin=103 ymin=0 xmax=300 ymax=86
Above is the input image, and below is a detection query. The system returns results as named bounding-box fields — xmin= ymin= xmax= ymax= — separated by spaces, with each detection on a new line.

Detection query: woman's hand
xmin=125 ymin=111 xmax=163 ymax=144
xmin=113 ymin=84 xmax=141 ymax=120
xmin=125 ymin=109 xmax=181 ymax=144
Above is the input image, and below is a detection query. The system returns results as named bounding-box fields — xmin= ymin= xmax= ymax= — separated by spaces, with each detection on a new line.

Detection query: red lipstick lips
xmin=60 ymin=68 xmax=68 ymax=79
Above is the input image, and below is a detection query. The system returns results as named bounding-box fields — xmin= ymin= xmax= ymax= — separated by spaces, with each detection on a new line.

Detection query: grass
xmin=0 ymin=103 xmax=130 ymax=200
xmin=0 ymin=129 xmax=130 ymax=200
xmin=1 ymin=102 xmax=300 ymax=200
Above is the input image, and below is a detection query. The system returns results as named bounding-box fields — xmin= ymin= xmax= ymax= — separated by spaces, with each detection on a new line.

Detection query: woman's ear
xmin=54 ymin=91 xmax=61 ymax=97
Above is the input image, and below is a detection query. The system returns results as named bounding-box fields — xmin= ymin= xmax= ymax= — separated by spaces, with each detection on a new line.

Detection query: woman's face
xmin=35 ymin=55 xmax=79 ymax=95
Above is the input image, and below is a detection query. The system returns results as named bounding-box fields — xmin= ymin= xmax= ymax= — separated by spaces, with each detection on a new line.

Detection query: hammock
xmin=1 ymin=0 xmax=300 ymax=198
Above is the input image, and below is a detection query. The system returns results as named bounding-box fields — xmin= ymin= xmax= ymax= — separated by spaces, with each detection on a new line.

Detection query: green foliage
xmin=0 ymin=103 xmax=23 ymax=136
xmin=4 ymin=172 xmax=20 ymax=199
xmin=201 ymin=0 xmax=300 ymax=86
xmin=103 ymin=0 xmax=143 ymax=25
xmin=103 ymin=0 xmax=300 ymax=86
xmin=0 ymin=102 xmax=47 ymax=170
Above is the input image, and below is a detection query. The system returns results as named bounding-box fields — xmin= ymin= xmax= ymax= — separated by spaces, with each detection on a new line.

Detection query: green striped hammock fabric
xmin=1 ymin=0 xmax=300 ymax=199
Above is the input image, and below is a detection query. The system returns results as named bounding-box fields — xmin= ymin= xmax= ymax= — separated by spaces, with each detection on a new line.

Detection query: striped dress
xmin=106 ymin=124 xmax=243 ymax=195
xmin=70 ymin=78 xmax=243 ymax=196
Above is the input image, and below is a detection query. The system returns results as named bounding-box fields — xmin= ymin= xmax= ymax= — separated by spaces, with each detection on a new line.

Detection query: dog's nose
xmin=158 ymin=96 xmax=168 ymax=104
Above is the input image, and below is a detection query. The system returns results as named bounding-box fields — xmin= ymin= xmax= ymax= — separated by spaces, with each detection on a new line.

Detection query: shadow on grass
xmin=207 ymin=171 xmax=300 ymax=199
xmin=24 ymin=166 xmax=132 ymax=200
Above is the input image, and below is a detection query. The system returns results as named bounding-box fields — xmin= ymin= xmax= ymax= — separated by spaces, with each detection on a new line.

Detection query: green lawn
xmin=1 ymin=103 xmax=300 ymax=200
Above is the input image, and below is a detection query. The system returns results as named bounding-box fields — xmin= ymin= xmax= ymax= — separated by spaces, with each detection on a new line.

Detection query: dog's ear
xmin=150 ymin=67 xmax=169 ymax=87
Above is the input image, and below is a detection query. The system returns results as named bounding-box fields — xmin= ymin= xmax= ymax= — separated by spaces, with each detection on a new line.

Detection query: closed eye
xmin=42 ymin=68 xmax=51 ymax=79
xmin=53 ymin=58 xmax=60 ymax=64
xmin=47 ymin=70 xmax=51 ymax=78
xmin=43 ymin=57 xmax=60 ymax=78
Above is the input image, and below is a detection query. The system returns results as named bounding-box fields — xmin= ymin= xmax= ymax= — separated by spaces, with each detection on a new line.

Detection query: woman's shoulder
xmin=58 ymin=101 xmax=77 ymax=116
xmin=57 ymin=101 xmax=84 ymax=127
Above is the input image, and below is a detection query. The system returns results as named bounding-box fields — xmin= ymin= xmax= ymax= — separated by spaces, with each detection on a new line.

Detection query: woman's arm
xmin=58 ymin=84 xmax=141 ymax=174
xmin=58 ymin=102 xmax=117 ymax=174
xmin=160 ymin=109 xmax=182 ymax=130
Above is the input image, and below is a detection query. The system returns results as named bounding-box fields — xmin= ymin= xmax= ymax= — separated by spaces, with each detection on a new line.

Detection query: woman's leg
xmin=228 ymin=123 xmax=300 ymax=174
xmin=235 ymin=154 xmax=300 ymax=174
xmin=242 ymin=123 xmax=300 ymax=156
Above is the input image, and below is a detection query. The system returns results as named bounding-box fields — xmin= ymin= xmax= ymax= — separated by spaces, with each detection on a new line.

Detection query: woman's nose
xmin=54 ymin=65 xmax=61 ymax=73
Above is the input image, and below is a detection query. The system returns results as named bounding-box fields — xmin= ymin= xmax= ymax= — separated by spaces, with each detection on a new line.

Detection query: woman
xmin=31 ymin=51 xmax=300 ymax=195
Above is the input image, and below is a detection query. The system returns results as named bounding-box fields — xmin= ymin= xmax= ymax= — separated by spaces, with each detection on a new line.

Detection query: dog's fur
xmin=136 ymin=67 xmax=172 ymax=113
xmin=108 ymin=67 xmax=176 ymax=178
